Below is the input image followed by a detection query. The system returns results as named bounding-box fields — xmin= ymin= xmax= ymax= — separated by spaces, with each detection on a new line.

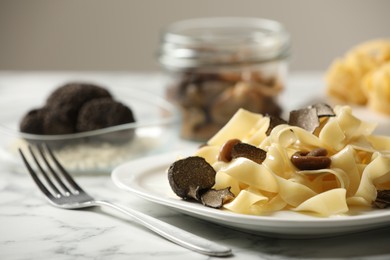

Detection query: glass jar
xmin=158 ymin=17 xmax=291 ymax=141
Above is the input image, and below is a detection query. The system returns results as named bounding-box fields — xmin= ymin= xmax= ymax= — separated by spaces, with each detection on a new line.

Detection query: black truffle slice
xmin=218 ymin=139 xmax=242 ymax=162
xmin=373 ymin=190 xmax=390 ymax=209
xmin=289 ymin=107 xmax=319 ymax=133
xmin=76 ymin=98 xmax=135 ymax=132
xmin=168 ymin=156 xmax=216 ymax=200
xmin=200 ymin=188 xmax=234 ymax=208
xmin=231 ymin=142 xmax=267 ymax=164
xmin=19 ymin=108 xmax=45 ymax=134
xmin=266 ymin=115 xmax=287 ymax=136
xmin=309 ymin=103 xmax=335 ymax=118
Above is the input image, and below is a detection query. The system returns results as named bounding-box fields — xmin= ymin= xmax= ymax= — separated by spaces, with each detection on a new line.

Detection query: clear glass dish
xmin=0 ymin=87 xmax=179 ymax=174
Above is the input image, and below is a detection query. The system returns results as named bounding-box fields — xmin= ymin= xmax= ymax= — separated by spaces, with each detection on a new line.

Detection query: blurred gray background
xmin=1 ymin=0 xmax=389 ymax=72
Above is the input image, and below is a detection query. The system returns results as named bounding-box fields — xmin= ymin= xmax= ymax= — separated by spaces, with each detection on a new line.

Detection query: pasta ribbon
xmin=194 ymin=105 xmax=390 ymax=217
xmin=294 ymin=188 xmax=348 ymax=216
xmin=217 ymin=158 xmax=279 ymax=193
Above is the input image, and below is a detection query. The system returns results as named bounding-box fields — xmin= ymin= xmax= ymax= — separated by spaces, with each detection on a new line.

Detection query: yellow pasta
xmin=294 ymin=188 xmax=348 ymax=216
xmin=216 ymin=158 xmax=279 ymax=193
xmin=326 ymin=39 xmax=390 ymax=106
xmin=362 ymin=62 xmax=390 ymax=115
xmin=194 ymin=106 xmax=390 ymax=217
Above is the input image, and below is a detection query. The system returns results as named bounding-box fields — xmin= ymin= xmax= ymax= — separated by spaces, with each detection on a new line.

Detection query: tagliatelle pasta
xmin=194 ymin=106 xmax=390 ymax=217
xmin=326 ymin=39 xmax=390 ymax=105
xmin=326 ymin=39 xmax=390 ymax=115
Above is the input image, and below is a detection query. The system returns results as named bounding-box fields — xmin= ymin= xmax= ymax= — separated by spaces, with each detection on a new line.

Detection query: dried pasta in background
xmin=362 ymin=62 xmax=390 ymax=115
xmin=326 ymin=39 xmax=390 ymax=110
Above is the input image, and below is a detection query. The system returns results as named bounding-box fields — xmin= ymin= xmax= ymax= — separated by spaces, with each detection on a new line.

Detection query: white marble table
xmin=1 ymin=72 xmax=390 ymax=260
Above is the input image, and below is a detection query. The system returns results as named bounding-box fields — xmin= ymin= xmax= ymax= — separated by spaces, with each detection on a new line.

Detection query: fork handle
xmin=93 ymin=200 xmax=232 ymax=257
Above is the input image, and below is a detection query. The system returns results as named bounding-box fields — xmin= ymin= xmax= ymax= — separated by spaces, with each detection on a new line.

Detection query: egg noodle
xmin=194 ymin=106 xmax=390 ymax=217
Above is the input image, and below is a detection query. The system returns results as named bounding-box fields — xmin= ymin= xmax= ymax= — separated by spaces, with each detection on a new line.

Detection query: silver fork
xmin=19 ymin=144 xmax=232 ymax=257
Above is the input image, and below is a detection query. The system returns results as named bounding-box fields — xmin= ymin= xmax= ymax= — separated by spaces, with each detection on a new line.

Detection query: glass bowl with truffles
xmin=158 ymin=17 xmax=290 ymax=141
xmin=0 ymin=82 xmax=178 ymax=174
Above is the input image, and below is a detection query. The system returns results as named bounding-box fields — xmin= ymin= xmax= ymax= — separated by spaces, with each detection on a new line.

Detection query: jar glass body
xmin=159 ymin=17 xmax=290 ymax=141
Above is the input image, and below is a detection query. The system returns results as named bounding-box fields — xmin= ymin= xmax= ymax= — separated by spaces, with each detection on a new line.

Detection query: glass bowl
xmin=0 ymin=87 xmax=179 ymax=174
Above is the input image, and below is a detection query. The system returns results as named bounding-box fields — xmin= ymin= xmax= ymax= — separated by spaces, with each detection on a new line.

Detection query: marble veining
xmin=1 ymin=72 xmax=390 ymax=260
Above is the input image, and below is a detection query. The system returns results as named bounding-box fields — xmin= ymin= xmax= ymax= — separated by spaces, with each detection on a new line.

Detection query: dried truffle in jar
xmin=168 ymin=70 xmax=283 ymax=141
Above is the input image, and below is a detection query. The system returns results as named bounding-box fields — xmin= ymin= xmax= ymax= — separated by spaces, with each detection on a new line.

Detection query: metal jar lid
xmin=158 ymin=17 xmax=291 ymax=70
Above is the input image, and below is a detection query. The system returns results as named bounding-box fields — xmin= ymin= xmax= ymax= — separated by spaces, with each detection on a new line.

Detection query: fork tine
xmin=27 ymin=145 xmax=62 ymax=197
xmin=36 ymin=144 xmax=71 ymax=195
xmin=18 ymin=148 xmax=56 ymax=200
xmin=43 ymin=144 xmax=85 ymax=193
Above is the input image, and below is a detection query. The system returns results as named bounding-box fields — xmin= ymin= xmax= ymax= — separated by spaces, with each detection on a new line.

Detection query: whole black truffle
xmin=43 ymin=106 xmax=76 ymax=135
xmin=76 ymin=98 xmax=135 ymax=132
xmin=19 ymin=108 xmax=45 ymax=134
xmin=46 ymin=82 xmax=113 ymax=110
xmin=45 ymin=82 xmax=113 ymax=130
xmin=19 ymin=82 xmax=137 ymax=137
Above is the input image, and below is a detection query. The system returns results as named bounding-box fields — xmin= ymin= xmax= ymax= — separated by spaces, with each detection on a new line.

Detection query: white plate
xmin=112 ymin=151 xmax=390 ymax=238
